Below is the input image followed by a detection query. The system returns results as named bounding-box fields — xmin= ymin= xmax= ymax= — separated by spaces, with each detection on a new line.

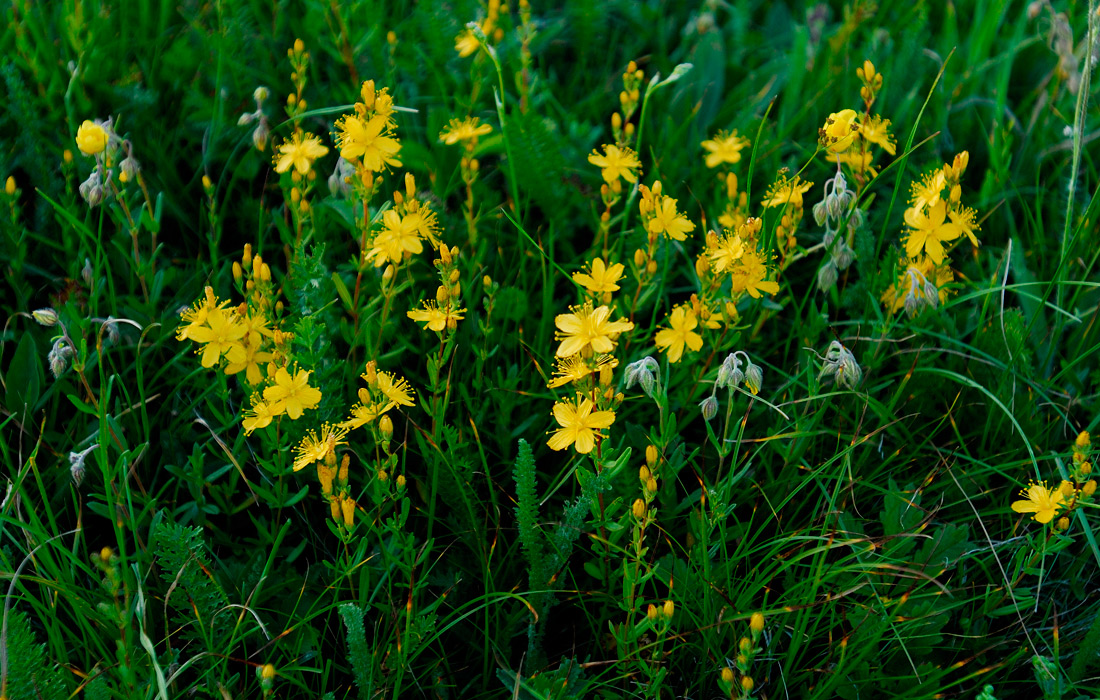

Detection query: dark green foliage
xmin=1 ymin=609 xmax=68 ymax=700
xmin=150 ymin=520 xmax=230 ymax=647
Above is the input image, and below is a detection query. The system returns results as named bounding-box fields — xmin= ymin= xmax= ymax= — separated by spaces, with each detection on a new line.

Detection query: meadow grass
xmin=2 ymin=1 xmax=1100 ymax=698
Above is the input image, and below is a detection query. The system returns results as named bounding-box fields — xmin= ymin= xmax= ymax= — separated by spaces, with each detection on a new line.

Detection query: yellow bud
xmin=469 ymin=158 xmax=480 ymax=172
xmin=261 ymin=663 xmax=276 ymax=681
xmin=624 ymin=122 xmax=635 ymax=138
xmin=953 ymin=151 xmax=969 ymax=174
xmin=449 ymin=269 xmax=461 ymax=284
xmin=647 ymin=604 xmax=658 ymax=621
xmin=396 ymin=474 xmax=406 ymax=489
xmin=202 ymin=175 xmax=213 ymax=192
xmin=1056 ymin=516 xmax=1070 ymax=530
xmin=1060 ymin=480 xmax=1076 ymax=497
xmin=99 ymin=546 xmax=113 ymax=562
xmin=317 ymin=463 xmax=335 ymax=495
xmin=377 ymin=469 xmax=389 ymax=482
xmin=646 ymin=477 xmax=658 ymax=495
xmin=950 ymin=184 xmax=962 ymax=202
xmin=232 ymin=262 xmax=243 ymax=283
xmin=741 ymin=675 xmax=754 ymax=692
xmin=253 ymin=254 xmax=263 ymax=276
xmin=330 ymin=496 xmax=341 ymax=521
xmin=646 ymin=444 xmax=658 ymax=468
xmin=483 ymin=275 xmax=493 ymax=290
xmin=739 ymin=636 xmax=752 ymax=652
xmin=290 ymin=187 xmax=301 ymax=203
xmin=293 ymin=38 xmax=305 ymax=53
xmin=75 ymin=120 xmax=109 ymax=155
xmin=260 ymin=263 xmax=271 ymax=282
xmin=663 ymin=599 xmax=674 ymax=618
xmin=63 ymin=149 xmax=74 ymax=164
xmin=1083 ymin=479 xmax=1097 ymax=497
xmin=646 ymin=259 xmax=658 ymax=275
xmin=750 ymin=611 xmax=765 ymax=634
xmin=300 ymin=199 xmax=310 ymax=213
xmin=721 ymin=667 xmax=735 ymax=683
xmin=634 ymin=249 xmax=647 ymax=267
xmin=337 ymin=453 xmax=350 ymax=484
xmin=611 ymin=112 xmax=622 ymax=131
xmin=242 ymin=243 xmax=252 ymax=268
xmin=436 ymin=285 xmax=449 ymax=303
xmin=5 ymin=176 xmax=15 ymax=196
xmin=627 ymin=60 xmax=638 ymax=73
xmin=619 ymin=90 xmax=629 ymax=106
xmin=439 ymin=244 xmax=452 ymax=265
xmin=387 ymin=30 xmax=398 ymax=45
xmin=1076 ymin=431 xmax=1091 ymax=448
xmin=639 ymin=466 xmax=650 ymax=483
xmin=341 ymin=497 xmax=356 ymax=527
xmin=632 ymin=498 xmax=646 ymax=519
xmin=452 ymin=281 xmax=462 ymax=298
xmin=383 ymin=264 xmax=395 ymax=282
xmin=379 ymin=414 xmax=394 ymax=439
xmin=599 ymin=366 xmax=613 ymax=386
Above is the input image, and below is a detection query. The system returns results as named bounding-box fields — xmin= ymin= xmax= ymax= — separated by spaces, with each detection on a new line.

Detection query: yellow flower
xmin=186 ymin=308 xmax=248 ymax=368
xmin=336 ymin=114 xmax=401 ymax=171
xmin=701 ymin=130 xmax=750 ymax=168
xmin=729 ymin=250 xmax=780 ymax=299
xmin=407 ymin=300 xmax=466 ymax=332
xmin=177 ymin=287 xmax=230 ymax=341
xmin=554 ymin=301 xmax=634 ymax=357
xmin=647 ymin=195 xmax=695 ymax=241
xmin=293 ymin=423 xmax=349 ymax=472
xmin=573 ymin=258 xmax=625 ymax=294
xmin=365 ymin=210 xmax=423 ymax=266
xmin=760 ymin=175 xmax=814 ymax=209
xmin=861 ymin=115 xmax=896 ymax=155
xmin=654 ymin=306 xmax=704 ymax=364
xmin=455 ymin=28 xmax=481 ymax=58
xmin=263 ymin=366 xmax=322 ymax=420
xmin=224 ymin=340 xmax=274 ymax=385
xmin=547 ymin=354 xmax=617 ymax=389
xmin=375 ymin=370 xmax=415 ymax=407
xmin=274 ymin=132 xmax=329 ymax=174
xmin=910 ymin=169 xmax=947 ymax=211
xmin=707 ymin=232 xmax=745 ymax=273
xmin=903 ymin=200 xmax=975 ymax=265
xmin=819 ymin=109 xmax=860 ymax=153
xmin=242 ymin=398 xmax=279 ymax=435
xmin=1011 ymin=481 xmax=1066 ymax=524
xmin=340 ymin=388 xmax=394 ymax=430
xmin=439 ymin=116 xmax=493 ymax=145
xmin=588 ymin=144 xmax=641 ymax=184
xmin=827 ymin=150 xmax=878 ymax=177
xmin=546 ymin=397 xmax=616 ymax=454
xmin=76 ymin=120 xmax=109 ymax=156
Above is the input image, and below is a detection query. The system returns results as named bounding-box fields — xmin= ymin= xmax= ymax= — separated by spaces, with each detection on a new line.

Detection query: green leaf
xmin=4 ymin=332 xmax=42 ymax=415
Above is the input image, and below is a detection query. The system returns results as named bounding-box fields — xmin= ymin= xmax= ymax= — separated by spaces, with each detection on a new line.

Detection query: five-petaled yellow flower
xmin=274 ymin=132 xmax=330 ymax=174
xmin=242 ymin=398 xmax=278 ymax=435
xmin=700 ymin=130 xmax=750 ymax=169
xmin=439 ymin=117 xmax=493 ymax=145
xmin=904 ymin=200 xmax=977 ymax=265
xmin=573 ymin=258 xmax=625 ymax=294
xmin=186 ymin=308 xmax=247 ymax=368
xmin=554 ymin=302 xmax=634 ymax=357
xmin=376 ymin=370 xmax=415 ymax=407
xmin=547 ymin=397 xmax=616 ymax=454
xmin=588 ymin=144 xmax=641 ymax=184
xmin=647 ymin=196 xmax=695 ymax=241
xmin=263 ymin=366 xmax=322 ymax=420
xmin=336 ymin=114 xmax=402 ymax=171
xmin=1011 ymin=481 xmax=1066 ymax=524
xmin=407 ymin=300 xmax=466 ymax=332
xmin=293 ymin=423 xmax=349 ymax=472
xmin=654 ymin=306 xmax=704 ymax=363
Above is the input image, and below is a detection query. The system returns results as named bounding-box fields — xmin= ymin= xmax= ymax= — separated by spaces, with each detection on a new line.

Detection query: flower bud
xmin=739 ymin=636 xmax=752 ymax=652
xmin=1083 ymin=480 xmax=1097 ymax=497
xmin=341 ymin=496 xmax=356 ymax=527
xmin=379 ymin=414 xmax=394 ymax=440
xmin=646 ymin=445 xmax=658 ymax=468
xmin=5 ymin=176 xmax=15 ymax=196
xmin=646 ymin=477 xmax=658 ymax=495
xmin=1076 ymin=431 xmax=1091 ymax=448
xmin=721 ymin=667 xmax=735 ymax=683
xmin=76 ymin=120 xmax=109 ymax=156
xmin=396 ymin=474 xmax=406 ymax=489
xmin=1056 ymin=516 xmax=1070 ymax=531
xmin=32 ymin=308 xmax=59 ymax=326
xmin=750 ymin=611 xmax=765 ymax=634
xmin=741 ymin=675 xmax=754 ymax=692
xmin=699 ymin=395 xmax=718 ymax=421
xmin=632 ymin=498 xmax=646 ymax=519
xmin=647 ymin=604 xmax=658 ymax=621
xmin=663 ymin=600 xmax=674 ymax=619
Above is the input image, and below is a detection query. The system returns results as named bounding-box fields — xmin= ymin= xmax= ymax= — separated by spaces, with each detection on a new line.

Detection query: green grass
xmin=2 ymin=0 xmax=1100 ymax=698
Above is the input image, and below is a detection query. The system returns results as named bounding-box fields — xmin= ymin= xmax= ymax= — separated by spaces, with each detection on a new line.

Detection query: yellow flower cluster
xmin=1011 ymin=430 xmax=1097 ymax=529
xmin=639 ymin=181 xmax=695 ymax=242
xmin=407 ymin=243 xmax=466 ymax=333
xmin=760 ymin=172 xmax=814 ymax=259
xmin=335 ymin=80 xmax=402 ymax=177
xmin=881 ymin=152 xmax=979 ymax=316
xmin=548 ymin=263 xmax=632 ymax=454
xmin=824 ymin=62 xmax=896 ymax=181
xmin=365 ymin=173 xmax=441 ymax=268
